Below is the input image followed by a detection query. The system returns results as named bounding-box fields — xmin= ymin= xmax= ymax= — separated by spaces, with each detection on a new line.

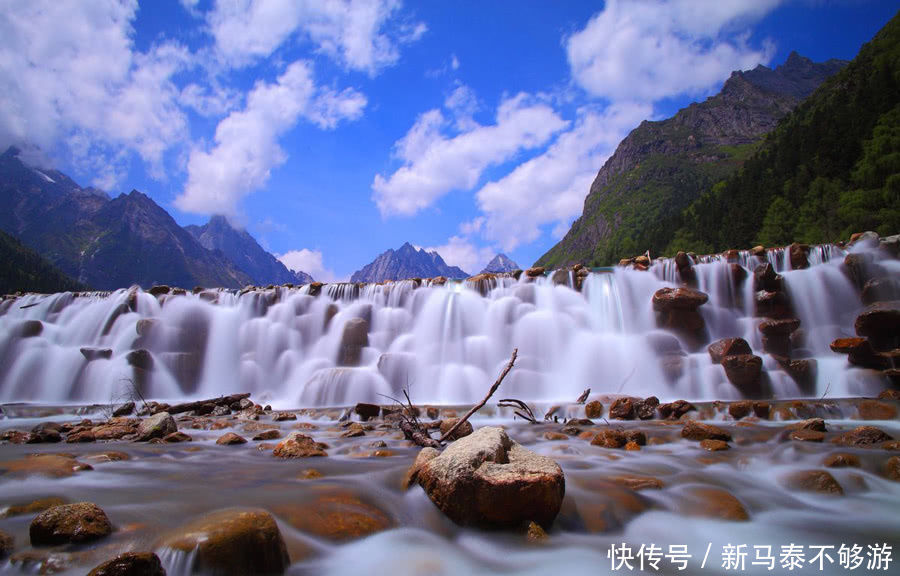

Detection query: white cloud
xmin=208 ymin=0 xmax=424 ymax=75
xmin=0 ymin=0 xmax=191 ymax=187
xmin=425 ymin=236 xmax=493 ymax=276
xmin=180 ymin=82 xmax=241 ymax=118
xmin=372 ymin=93 xmax=568 ymax=217
xmin=176 ymin=60 xmax=366 ymax=216
xmin=444 ymin=84 xmax=479 ymax=131
xmin=566 ymin=0 xmax=779 ymax=103
xmin=450 ymin=54 xmax=460 ymax=70
xmin=278 ymin=249 xmax=338 ymax=282
xmin=477 ymin=103 xmax=651 ymax=252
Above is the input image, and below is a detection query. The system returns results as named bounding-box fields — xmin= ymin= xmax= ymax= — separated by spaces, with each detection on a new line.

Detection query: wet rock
xmin=272 ymin=411 xmax=296 ymax=422
xmin=833 ymin=426 xmax=893 ymax=447
xmin=635 ymin=396 xmax=659 ymax=420
xmin=658 ymin=400 xmax=695 ymax=420
xmin=1 ymin=497 xmax=67 ymax=518
xmin=525 ymin=267 xmax=545 ymax=278
xmin=273 ymin=432 xmax=327 ymax=458
xmin=81 ymin=347 xmax=113 ymax=361
xmin=790 ymin=429 xmax=825 ymax=442
xmin=340 ymin=423 xmax=366 ymax=438
xmin=87 ymin=552 xmax=165 ymax=576
xmin=759 ymin=318 xmax=800 ymax=335
xmin=846 ymin=339 xmax=891 ymax=369
xmin=216 ymin=432 xmax=247 ymax=445
xmin=112 ymin=402 xmax=135 ymax=417
xmin=543 ymin=432 xmax=569 ymax=441
xmin=19 ymin=319 xmax=43 ymax=338
xmin=585 ymin=400 xmax=603 ymax=419
xmin=354 ymin=402 xmax=381 ymax=421
xmin=792 ymin=418 xmax=827 ymax=432
xmin=625 ymin=430 xmax=646 ymax=446
xmin=30 ymin=502 xmax=112 ymax=545
xmin=652 ymin=287 xmax=708 ymax=311
xmin=66 ymin=429 xmax=96 ymax=443
xmin=126 ymin=349 xmax=153 ymax=371
xmin=708 ymin=338 xmax=752 ymax=364
xmin=722 ymin=354 xmax=763 ymax=395
xmin=824 ymin=453 xmax=860 ymax=468
xmin=416 ymin=427 xmax=565 ymax=528
xmin=402 ymin=447 xmax=440 ymax=490
xmin=781 ymin=470 xmax=843 ymax=495
xmin=862 ymin=277 xmax=900 ymax=305
xmin=609 ymin=397 xmax=634 ymax=420
xmin=855 ymin=301 xmax=900 ymax=348
xmin=591 ymin=429 xmax=627 ymax=449
xmin=728 ymin=401 xmax=753 ymax=420
xmin=683 ymin=487 xmax=748 ymax=521
xmin=439 ymin=418 xmax=473 ymax=441
xmin=857 ymin=400 xmax=898 ymax=420
xmin=526 ymin=521 xmax=547 ymax=542
xmin=92 ymin=422 xmax=137 ymax=441
xmin=682 ymin=421 xmax=731 ymax=442
xmin=159 ymin=509 xmax=289 ymax=576
xmin=886 ymin=456 xmax=900 ymax=481
xmin=252 ymin=430 xmax=281 ymax=441
xmin=136 ymin=412 xmax=176 ymax=441
xmin=701 ymin=439 xmax=730 ymax=451
xmin=163 ymin=431 xmax=191 ymax=443
xmin=275 ymin=491 xmax=393 ymax=542
xmin=879 ymin=389 xmax=900 ymax=400
xmin=29 ymin=423 xmax=62 ymax=443
xmin=608 ymin=475 xmax=664 ymax=491
xmin=624 ymin=441 xmax=641 ymax=451
xmin=338 ymin=318 xmax=369 ymax=366
xmin=789 ymin=243 xmax=809 ymax=269
xmin=0 ymin=530 xmax=11 ymax=559
xmin=2 ymin=454 xmax=93 ymax=478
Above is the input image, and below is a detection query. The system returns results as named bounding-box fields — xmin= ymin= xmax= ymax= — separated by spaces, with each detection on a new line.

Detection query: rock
xmin=728 ymin=401 xmax=752 ymax=420
xmin=833 ymin=426 xmax=893 ymax=447
xmin=753 ymin=262 xmax=781 ymax=292
xmin=216 ymin=432 xmax=247 ymax=445
xmin=634 ymin=396 xmax=659 ymax=420
xmin=675 ymin=251 xmax=691 ymax=269
xmin=354 ymin=403 xmax=381 ymax=420
xmin=340 ymin=423 xmax=366 ymax=438
xmin=136 ymin=412 xmax=176 ymax=441
xmin=0 ymin=529 xmax=11 ymax=558
xmin=591 ymin=429 xmax=627 ymax=449
xmin=273 ymin=432 xmax=327 ymax=458
xmin=1 ymin=497 xmax=67 ymax=518
xmin=701 ymin=439 xmax=730 ymax=451
xmin=722 ymin=354 xmax=763 ymax=394
xmin=2 ymin=454 xmax=93 ymax=478
xmin=846 ymin=339 xmax=891 ymax=369
xmin=652 ymin=287 xmax=708 ymax=311
xmin=682 ymin=421 xmax=731 ymax=442
xmin=789 ymin=243 xmax=809 ymax=269
xmin=879 ymin=389 xmax=900 ymax=400
xmin=87 ymin=552 xmax=165 ymax=576
xmin=338 ymin=318 xmax=369 ymax=366
xmin=790 ymin=429 xmax=825 ymax=442
xmin=886 ymin=456 xmax=900 ymax=481
xmin=683 ymin=487 xmax=749 ymax=521
xmin=81 ymin=347 xmax=113 ymax=361
xmin=526 ymin=521 xmax=547 ymax=542
xmin=252 ymin=430 xmax=281 ymax=441
xmin=272 ymin=412 xmax=296 ymax=421
xmin=855 ymin=301 xmax=900 ymax=346
xmin=658 ymin=400 xmax=695 ymax=420
xmin=159 ymin=509 xmax=289 ymax=576
xmin=28 ymin=423 xmax=61 ymax=444
xmin=148 ymin=285 xmax=170 ymax=297
xmin=585 ymin=400 xmax=603 ymax=419
xmin=164 ymin=431 xmax=191 ymax=443
xmin=18 ymin=319 xmax=43 ymax=338
xmin=439 ymin=418 xmax=473 ymax=441
xmin=775 ymin=357 xmax=817 ymax=392
xmin=416 ymin=427 xmax=565 ymax=528
xmin=781 ymin=470 xmax=843 ymax=495
xmin=275 ymin=491 xmax=393 ymax=542
xmin=660 ymin=355 xmax=684 ymax=381
xmin=862 ymin=277 xmax=900 ymax=305
xmin=112 ymin=402 xmax=135 ymax=417
xmin=525 ymin=267 xmax=545 ymax=278
xmin=791 ymin=418 xmax=827 ymax=432
xmin=759 ymin=318 xmax=800 ymax=335
xmin=857 ymin=400 xmax=898 ymax=420
xmin=609 ymin=397 xmax=634 ymax=420
xmin=824 ymin=453 xmax=860 ymax=468
xmin=66 ymin=429 xmax=96 ymax=443
xmin=708 ymin=338 xmax=752 ymax=364
xmin=126 ymin=349 xmax=153 ymax=371
xmin=402 ymin=447 xmax=440 ymax=490
xmin=30 ymin=502 xmax=112 ymax=545
xmin=607 ymin=475 xmax=665 ymax=491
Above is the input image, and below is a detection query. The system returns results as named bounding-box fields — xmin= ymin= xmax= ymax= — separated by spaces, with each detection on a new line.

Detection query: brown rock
xmin=857 ymin=400 xmax=898 ymax=420
xmin=624 ymin=441 xmax=641 ymax=451
xmin=759 ymin=318 xmax=800 ymax=335
xmin=163 ymin=431 xmax=192 ymax=443
xmin=701 ymin=439 xmax=730 ymax=451
xmin=683 ymin=487 xmax=748 ymax=521
xmin=252 ymin=430 xmax=281 ymax=441
xmin=652 ymin=287 xmax=708 ymax=311
xmin=609 ymin=397 xmax=634 ymax=420
xmin=354 ymin=403 xmax=381 ymax=420
xmin=136 ymin=412 xmax=176 ymax=441
xmin=525 ymin=267 xmax=545 ymax=278
xmin=791 ymin=418 xmax=827 ymax=432
xmin=789 ymin=243 xmax=809 ymax=270
xmin=886 ymin=456 xmax=900 ymax=481
xmin=66 ymin=429 xmax=96 ymax=443
xmin=87 ymin=552 xmax=165 ymax=576
xmin=635 ymin=396 xmax=659 ymax=420
xmin=591 ymin=429 xmax=627 ymax=449
xmin=585 ymin=400 xmax=603 ymax=419
xmin=833 ymin=426 xmax=893 ymax=446
xmin=272 ymin=412 xmax=297 ymax=422
xmin=273 ymin=432 xmax=327 ymax=458
xmin=338 ymin=318 xmax=369 ymax=366
xmin=416 ymin=427 xmax=565 ymax=528
xmin=159 ymin=509 xmax=289 ymax=576
xmin=781 ymin=470 xmax=843 ymax=495
xmin=607 ymin=475 xmax=664 ymax=491
xmin=340 ymin=423 xmax=366 ymax=438
xmin=682 ymin=421 xmax=731 ymax=442
xmin=830 ymin=337 xmax=867 ymax=353
xmin=658 ymin=400 xmax=695 ymax=420
xmin=824 ymin=453 xmax=860 ymax=468
xmin=790 ymin=429 xmax=825 ymax=442
xmin=855 ymin=301 xmax=900 ymax=344
xmin=878 ymin=389 xmax=900 ymax=400
xmin=2 ymin=454 xmax=93 ymax=478
xmin=526 ymin=521 xmax=547 ymax=542
xmin=708 ymin=338 xmax=752 ymax=364
xmin=2 ymin=497 xmax=67 ymax=518
xmin=216 ymin=432 xmax=247 ymax=445
xmin=437 ymin=418 xmax=474 ymax=441
xmin=728 ymin=401 xmax=752 ymax=420
xmin=275 ymin=491 xmax=393 ymax=541
xmin=543 ymin=432 xmax=569 ymax=441
xmin=721 ymin=354 xmax=763 ymax=393
xmin=30 ymin=502 xmax=112 ymax=545
xmin=402 ymin=447 xmax=440 ymax=489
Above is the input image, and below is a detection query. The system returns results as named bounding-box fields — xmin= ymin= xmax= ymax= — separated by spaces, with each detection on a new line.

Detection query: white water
xmin=0 ymin=243 xmax=892 ymax=407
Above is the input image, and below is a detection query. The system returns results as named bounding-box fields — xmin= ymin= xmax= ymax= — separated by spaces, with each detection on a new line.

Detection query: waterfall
xmin=0 ymin=242 xmax=892 ymax=407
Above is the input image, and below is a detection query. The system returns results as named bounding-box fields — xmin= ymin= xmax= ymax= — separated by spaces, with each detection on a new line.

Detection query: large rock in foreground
xmin=158 ymin=508 xmax=289 ymax=576
xmin=30 ymin=502 xmax=112 ymax=546
xmin=87 ymin=553 xmax=166 ymax=576
xmin=416 ymin=427 xmax=564 ymax=528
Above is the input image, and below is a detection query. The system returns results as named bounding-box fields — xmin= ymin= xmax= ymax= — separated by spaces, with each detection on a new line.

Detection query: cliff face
xmin=537 ymin=53 xmax=847 ymax=268
xmin=350 ymin=242 xmax=469 ymax=283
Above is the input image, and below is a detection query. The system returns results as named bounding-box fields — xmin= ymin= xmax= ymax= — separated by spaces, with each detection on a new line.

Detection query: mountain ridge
xmin=350 ymin=242 xmax=469 ymax=283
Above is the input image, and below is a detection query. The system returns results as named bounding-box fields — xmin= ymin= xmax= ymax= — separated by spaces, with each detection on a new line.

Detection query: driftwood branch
xmin=399 ymin=419 xmax=441 ymax=449
xmin=439 ymin=348 xmax=518 ymax=443
xmin=499 ymin=398 xmax=537 ymax=423
xmin=576 ymin=388 xmax=590 ymax=404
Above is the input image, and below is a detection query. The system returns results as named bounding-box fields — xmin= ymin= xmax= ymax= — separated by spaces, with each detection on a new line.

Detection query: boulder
xmin=439 ymin=418 xmax=473 ymax=441
xmin=338 ymin=318 xmax=369 ymax=366
xmin=781 ymin=470 xmax=843 ymax=495
xmin=658 ymin=400 xmax=695 ymax=420
xmin=789 ymin=243 xmax=809 ymax=270
xmin=0 ymin=529 xmax=11 ymax=559
xmin=112 ymin=401 xmax=135 ymax=417
xmin=354 ymin=402 xmax=381 ymax=421
xmin=274 ymin=491 xmax=393 ymax=542
xmin=136 ymin=412 xmax=176 ymax=441
xmin=273 ymin=432 xmax=327 ymax=458
xmin=721 ymin=354 xmax=763 ymax=394
xmin=608 ymin=397 xmax=634 ymax=420
xmin=590 ymin=429 xmax=627 ymax=449
xmin=216 ymin=432 xmax=247 ymax=445
xmin=753 ymin=262 xmax=781 ymax=292
xmin=634 ymin=396 xmax=659 ymax=420
xmin=833 ymin=426 xmax=893 ymax=447
xmin=525 ymin=267 xmax=545 ymax=278
xmin=855 ymin=301 xmax=900 ymax=347
xmin=30 ymin=502 xmax=112 ymax=545
xmin=759 ymin=318 xmax=800 ymax=335
xmin=861 ymin=277 xmax=900 ymax=305
xmin=708 ymin=338 xmax=752 ymax=364
xmin=652 ymin=287 xmax=708 ymax=311
xmin=416 ymin=427 xmax=565 ymax=528
xmin=681 ymin=421 xmax=731 ymax=442
xmin=585 ymin=400 xmax=603 ymax=419
xmin=340 ymin=423 xmax=366 ymax=438
xmin=87 ymin=553 xmax=165 ymax=576
xmin=830 ymin=337 xmax=867 ymax=354
xmin=402 ymin=447 xmax=440 ymax=490
xmin=159 ymin=509 xmax=289 ymax=576
xmin=252 ymin=430 xmax=281 ymax=441
xmin=80 ymin=347 xmax=113 ymax=361
xmin=126 ymin=349 xmax=153 ymax=371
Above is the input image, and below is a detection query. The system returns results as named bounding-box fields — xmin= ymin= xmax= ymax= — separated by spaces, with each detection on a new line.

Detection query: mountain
xmin=185 ymin=215 xmax=314 ymax=285
xmin=480 ymin=253 xmax=519 ymax=274
xmin=0 ymin=228 xmax=88 ymax=294
xmin=0 ymin=148 xmax=251 ymax=290
xmin=537 ymin=52 xmax=847 ymax=268
xmin=349 ymin=242 xmax=469 ymax=283
xmin=669 ymin=13 xmax=900 ymax=251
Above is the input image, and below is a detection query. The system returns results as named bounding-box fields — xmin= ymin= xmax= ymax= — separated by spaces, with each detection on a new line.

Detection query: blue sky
xmin=0 ymin=1 xmax=896 ymax=280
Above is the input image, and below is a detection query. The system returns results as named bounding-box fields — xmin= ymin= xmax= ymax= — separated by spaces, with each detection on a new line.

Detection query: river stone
xmin=652 ymin=287 xmax=708 ymax=311
xmin=0 ymin=530 xmax=12 ymax=558
xmin=708 ymin=338 xmax=752 ymax=364
xmin=681 ymin=421 xmax=732 ymax=442
xmin=87 ymin=552 xmax=165 ymax=576
xmin=833 ymin=425 xmax=893 ymax=447
xmin=30 ymin=502 xmax=112 ymax=545
xmin=402 ymin=447 xmax=440 ymax=490
xmin=273 ymin=432 xmax=327 ymax=458
xmin=781 ymin=470 xmax=843 ymax=495
xmin=855 ymin=300 xmax=900 ymax=342
xmin=585 ymin=400 xmax=604 ymax=419
xmin=159 ymin=508 xmax=289 ymax=576
xmin=338 ymin=318 xmax=368 ymax=366
xmin=275 ymin=490 xmax=393 ymax=541
xmin=721 ymin=354 xmax=763 ymax=393
xmin=416 ymin=426 xmax=565 ymax=528
xmin=136 ymin=412 xmax=176 ymax=441
xmin=216 ymin=432 xmax=247 ymax=445
xmin=439 ymin=418 xmax=473 ymax=441
xmin=2 ymin=497 xmax=68 ymax=518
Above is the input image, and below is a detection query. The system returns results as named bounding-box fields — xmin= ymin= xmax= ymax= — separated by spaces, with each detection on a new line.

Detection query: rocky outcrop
xmin=415 ymin=427 xmax=565 ymax=528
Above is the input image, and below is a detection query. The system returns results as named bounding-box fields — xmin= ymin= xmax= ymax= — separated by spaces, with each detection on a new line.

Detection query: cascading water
xmin=0 ymin=242 xmax=893 ymax=407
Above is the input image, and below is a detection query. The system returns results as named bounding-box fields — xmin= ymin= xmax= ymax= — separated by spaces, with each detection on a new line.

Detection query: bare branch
xmin=576 ymin=388 xmax=590 ymax=404
xmin=439 ymin=348 xmax=518 ymax=443
xmin=499 ymin=398 xmax=537 ymax=424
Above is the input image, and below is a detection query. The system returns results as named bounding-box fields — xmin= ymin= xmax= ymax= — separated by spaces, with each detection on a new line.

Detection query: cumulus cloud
xmin=176 ymin=60 xmax=366 ymax=216
xmin=566 ymin=0 xmax=779 ymax=102
xmin=372 ymin=93 xmax=568 ymax=217
xmin=278 ymin=249 xmax=338 ymax=282
xmin=477 ymin=103 xmax=651 ymax=251
xmin=208 ymin=0 xmax=424 ymax=75
xmin=425 ymin=236 xmax=494 ymax=276
xmin=0 ymin=0 xmax=190 ymax=187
